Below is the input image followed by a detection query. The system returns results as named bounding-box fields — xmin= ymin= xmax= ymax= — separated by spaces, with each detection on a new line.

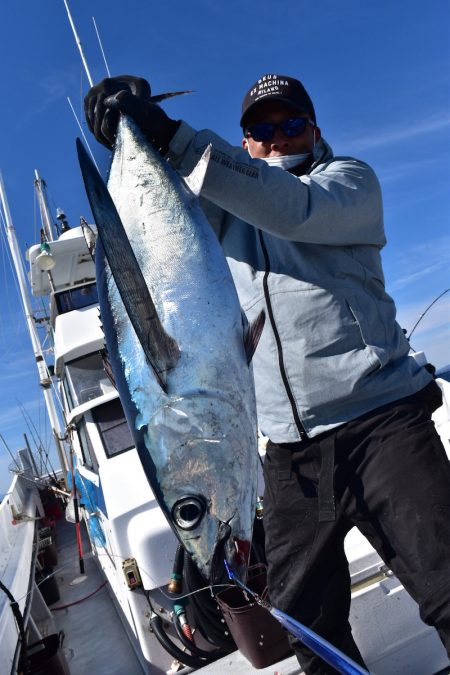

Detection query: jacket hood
xmin=309 ymin=137 xmax=333 ymax=172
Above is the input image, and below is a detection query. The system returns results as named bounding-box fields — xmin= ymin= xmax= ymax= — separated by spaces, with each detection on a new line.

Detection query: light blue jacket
xmin=167 ymin=122 xmax=432 ymax=442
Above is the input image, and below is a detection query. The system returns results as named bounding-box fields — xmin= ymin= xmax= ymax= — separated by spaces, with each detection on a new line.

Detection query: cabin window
xmin=92 ymin=399 xmax=134 ymax=458
xmin=55 ymin=283 xmax=98 ymax=315
xmin=65 ymin=352 xmax=115 ymax=409
xmin=76 ymin=417 xmax=98 ymax=471
xmin=61 ymin=375 xmax=75 ymax=411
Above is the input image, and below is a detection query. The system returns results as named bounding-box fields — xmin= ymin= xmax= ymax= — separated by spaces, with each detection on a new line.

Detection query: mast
xmin=34 ymin=171 xmax=55 ymax=242
xmin=0 ymin=171 xmax=69 ymax=476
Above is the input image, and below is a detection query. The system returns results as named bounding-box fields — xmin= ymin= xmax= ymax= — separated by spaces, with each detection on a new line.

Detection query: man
xmin=85 ymin=74 xmax=450 ymax=673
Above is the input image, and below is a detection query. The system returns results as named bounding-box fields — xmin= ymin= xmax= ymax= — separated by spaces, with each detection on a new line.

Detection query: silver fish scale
xmin=103 ymin=116 xmax=258 ymax=579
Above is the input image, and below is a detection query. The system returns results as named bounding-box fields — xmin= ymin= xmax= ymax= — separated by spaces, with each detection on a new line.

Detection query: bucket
xmin=216 ymin=564 xmax=292 ymax=669
xmin=38 ymin=536 xmax=58 ymax=568
xmin=27 ymin=633 xmax=70 ymax=675
xmin=36 ymin=568 xmax=60 ymax=606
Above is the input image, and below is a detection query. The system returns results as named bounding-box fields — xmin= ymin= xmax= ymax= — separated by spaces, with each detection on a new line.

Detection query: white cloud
xmin=0 ymin=355 xmax=37 ymax=383
xmin=336 ymin=110 xmax=450 ymax=153
xmin=0 ymin=398 xmax=42 ymax=430
xmin=389 ymin=262 xmax=448 ymax=292
xmin=385 ymin=234 xmax=450 ymax=292
xmin=377 ymin=157 xmax=436 ymax=183
xmin=24 ymin=69 xmax=78 ymax=119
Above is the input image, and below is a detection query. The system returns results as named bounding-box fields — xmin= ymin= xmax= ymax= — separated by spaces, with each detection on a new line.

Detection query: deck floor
xmin=50 ymin=517 xmax=144 ymax=675
xmin=195 ymin=651 xmax=303 ymax=674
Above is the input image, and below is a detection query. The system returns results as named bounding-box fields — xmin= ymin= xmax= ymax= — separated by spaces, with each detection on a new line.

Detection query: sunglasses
xmin=244 ymin=117 xmax=314 ymax=142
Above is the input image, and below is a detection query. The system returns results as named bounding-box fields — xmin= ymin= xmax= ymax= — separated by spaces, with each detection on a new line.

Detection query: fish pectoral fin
xmin=149 ymin=90 xmax=194 ymax=104
xmin=183 ymin=145 xmax=212 ymax=197
xmin=243 ymin=310 xmax=266 ymax=365
xmin=77 ymin=138 xmax=179 ymax=393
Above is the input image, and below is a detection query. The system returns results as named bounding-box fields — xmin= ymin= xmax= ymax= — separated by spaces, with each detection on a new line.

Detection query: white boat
xmin=1 ymin=165 xmax=449 ymax=675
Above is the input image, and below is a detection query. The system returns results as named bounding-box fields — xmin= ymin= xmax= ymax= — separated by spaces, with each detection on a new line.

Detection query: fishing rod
xmin=0 ymin=432 xmax=22 ymax=473
xmin=23 ymin=432 xmax=41 ymax=477
xmin=16 ymin=399 xmax=59 ymax=484
xmin=408 ymin=288 xmax=450 ymax=341
xmin=224 ymin=562 xmax=370 ymax=675
xmin=9 ymin=472 xmax=70 ymax=497
xmin=68 ymin=440 xmax=85 ymax=575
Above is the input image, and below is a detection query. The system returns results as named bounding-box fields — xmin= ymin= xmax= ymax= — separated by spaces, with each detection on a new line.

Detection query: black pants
xmin=263 ymin=382 xmax=450 ymax=674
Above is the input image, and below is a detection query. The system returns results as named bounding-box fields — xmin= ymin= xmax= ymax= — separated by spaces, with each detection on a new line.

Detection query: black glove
xmin=84 ymin=75 xmax=179 ymax=152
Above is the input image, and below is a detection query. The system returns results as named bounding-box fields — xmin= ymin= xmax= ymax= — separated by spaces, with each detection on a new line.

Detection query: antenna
xmin=92 ymin=16 xmax=111 ymax=77
xmin=62 ymin=0 xmax=94 ymax=86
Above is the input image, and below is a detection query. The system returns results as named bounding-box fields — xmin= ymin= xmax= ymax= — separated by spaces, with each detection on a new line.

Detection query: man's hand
xmin=84 ymin=75 xmax=179 ymax=152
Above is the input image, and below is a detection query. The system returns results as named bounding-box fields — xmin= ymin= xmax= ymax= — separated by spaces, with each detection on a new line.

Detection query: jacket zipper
xmin=258 ymin=230 xmax=308 ymax=441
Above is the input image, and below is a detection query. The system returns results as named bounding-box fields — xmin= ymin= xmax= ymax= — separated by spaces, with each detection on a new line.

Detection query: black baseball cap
xmin=240 ymin=74 xmax=316 ymax=128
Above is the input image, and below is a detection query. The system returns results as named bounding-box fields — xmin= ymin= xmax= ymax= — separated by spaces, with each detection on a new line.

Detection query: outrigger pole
xmin=0 ymin=172 xmax=69 ymax=478
xmin=62 ymin=0 xmax=94 ymax=87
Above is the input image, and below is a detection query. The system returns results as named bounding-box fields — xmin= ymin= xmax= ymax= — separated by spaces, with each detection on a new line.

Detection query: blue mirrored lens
xmin=282 ymin=118 xmax=309 ymax=137
xmin=246 ymin=118 xmax=309 ymax=142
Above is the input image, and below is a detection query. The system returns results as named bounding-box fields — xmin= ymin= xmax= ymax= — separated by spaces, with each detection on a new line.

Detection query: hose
xmin=172 ymin=610 xmax=227 ymax=660
xmin=149 ymin=613 xmax=216 ymax=669
xmin=0 ymin=580 xmax=30 ymax=675
xmin=168 ymin=543 xmax=184 ymax=594
xmin=183 ymin=553 xmax=237 ymax=651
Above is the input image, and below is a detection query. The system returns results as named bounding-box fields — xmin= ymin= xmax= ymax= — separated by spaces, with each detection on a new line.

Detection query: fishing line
xmin=67 ymin=97 xmax=100 ymax=172
xmin=92 ymin=16 xmax=111 ymax=78
xmin=160 ymin=583 xmax=234 ymax=603
xmin=93 ymin=549 xmax=234 ymax=602
xmin=13 ymin=553 xmax=94 ymax=605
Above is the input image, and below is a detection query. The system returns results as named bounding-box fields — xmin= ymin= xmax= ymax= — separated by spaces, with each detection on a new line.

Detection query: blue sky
xmin=0 ymin=0 xmax=449 ymax=493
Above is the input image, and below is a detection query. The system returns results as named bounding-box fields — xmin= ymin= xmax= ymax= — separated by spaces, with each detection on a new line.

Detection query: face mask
xmin=247 ymin=145 xmax=312 ymax=171
xmin=261 ymin=152 xmax=311 ymax=170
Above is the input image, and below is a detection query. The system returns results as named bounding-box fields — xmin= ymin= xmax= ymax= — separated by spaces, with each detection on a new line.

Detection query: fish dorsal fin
xmin=243 ymin=310 xmax=265 ymax=365
xmin=100 ymin=348 xmax=117 ymax=389
xmin=183 ymin=145 xmax=212 ymax=197
xmin=76 ymin=138 xmax=179 ymax=393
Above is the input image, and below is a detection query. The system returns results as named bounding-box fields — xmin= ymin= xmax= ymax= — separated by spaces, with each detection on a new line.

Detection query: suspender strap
xmin=318 ymin=434 xmax=336 ymax=522
xmin=275 ymin=446 xmax=293 ymax=481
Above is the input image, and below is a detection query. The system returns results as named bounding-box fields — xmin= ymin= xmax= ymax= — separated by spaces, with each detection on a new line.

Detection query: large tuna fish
xmin=77 ymin=116 xmax=263 ymax=582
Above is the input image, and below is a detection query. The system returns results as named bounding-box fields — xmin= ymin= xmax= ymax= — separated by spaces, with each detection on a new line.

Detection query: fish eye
xmin=172 ymin=496 xmax=206 ymax=530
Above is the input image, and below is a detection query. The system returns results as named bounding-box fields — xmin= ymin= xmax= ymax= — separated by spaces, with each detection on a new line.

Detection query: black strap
xmin=276 ymin=446 xmax=293 ymax=481
xmin=318 ymin=434 xmax=336 ymax=522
